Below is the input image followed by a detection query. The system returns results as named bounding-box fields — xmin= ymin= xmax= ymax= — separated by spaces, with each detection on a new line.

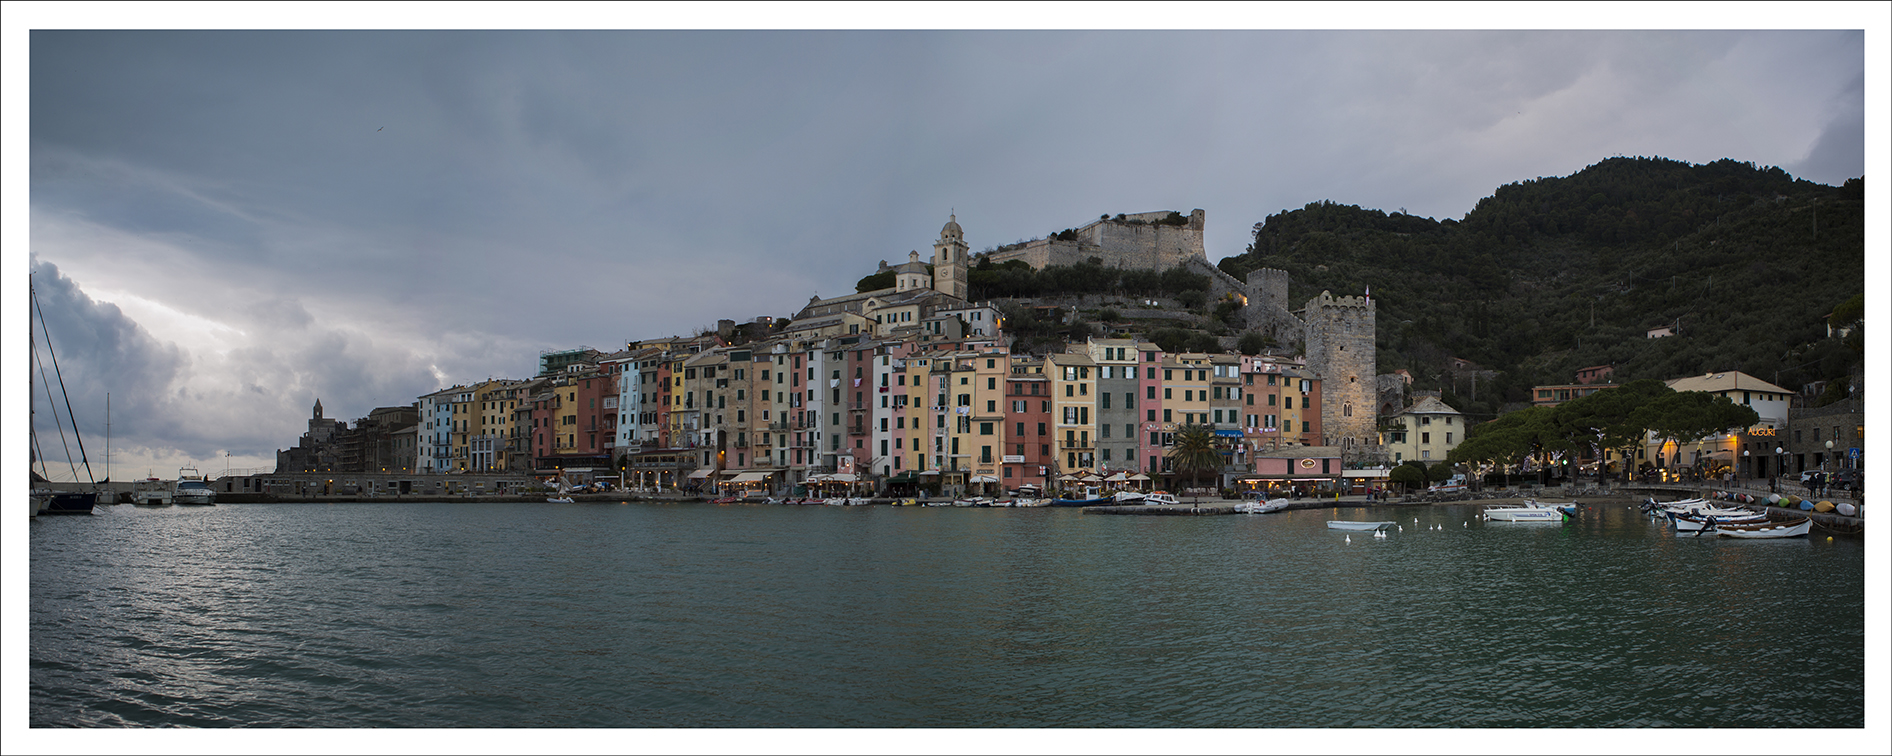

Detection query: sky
xmin=8 ymin=5 xmax=1883 ymax=483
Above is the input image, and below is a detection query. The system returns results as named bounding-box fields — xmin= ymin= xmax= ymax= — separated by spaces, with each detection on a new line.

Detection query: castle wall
xmin=984 ymin=209 xmax=1206 ymax=272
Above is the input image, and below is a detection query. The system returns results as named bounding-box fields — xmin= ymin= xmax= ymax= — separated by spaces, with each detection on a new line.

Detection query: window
xmin=1101 ymin=393 xmax=1111 ymax=409
xmin=980 ymin=422 xmax=993 ymax=435
xmin=1125 ymin=393 xmax=1135 ymax=409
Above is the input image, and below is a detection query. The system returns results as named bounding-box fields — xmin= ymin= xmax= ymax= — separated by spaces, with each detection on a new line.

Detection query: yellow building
xmin=1047 ymin=352 xmax=1099 ymax=475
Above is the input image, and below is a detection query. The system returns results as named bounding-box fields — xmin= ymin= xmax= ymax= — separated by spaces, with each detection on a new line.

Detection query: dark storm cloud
xmin=17 ymin=24 xmax=1875 ymax=476
xmin=29 ymin=258 xmax=185 ymax=445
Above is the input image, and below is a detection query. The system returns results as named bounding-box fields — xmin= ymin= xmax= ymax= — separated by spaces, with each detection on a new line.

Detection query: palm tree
xmin=1166 ymin=424 xmax=1223 ymax=498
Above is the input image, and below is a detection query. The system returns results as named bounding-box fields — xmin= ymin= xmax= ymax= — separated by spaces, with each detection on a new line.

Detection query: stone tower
xmin=933 ymin=213 xmax=968 ymax=300
xmin=1301 ymin=291 xmax=1377 ymax=454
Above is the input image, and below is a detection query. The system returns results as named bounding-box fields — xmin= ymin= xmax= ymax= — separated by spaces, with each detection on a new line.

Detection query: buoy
xmin=1826 ymin=536 xmax=1833 ymax=542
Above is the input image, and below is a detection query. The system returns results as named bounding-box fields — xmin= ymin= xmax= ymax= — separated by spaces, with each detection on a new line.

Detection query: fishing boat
xmin=1712 ymin=516 xmax=1812 ymax=539
xmin=173 ymin=466 xmax=217 ymax=505
xmin=1667 ymin=510 xmax=1768 ymax=532
xmin=29 ymin=277 xmax=101 ymax=516
xmin=1327 ymin=520 xmax=1395 ymax=531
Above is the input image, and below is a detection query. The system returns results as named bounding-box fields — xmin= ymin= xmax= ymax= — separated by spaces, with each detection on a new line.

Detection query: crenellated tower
xmin=1301 ymin=291 xmax=1377 ymax=453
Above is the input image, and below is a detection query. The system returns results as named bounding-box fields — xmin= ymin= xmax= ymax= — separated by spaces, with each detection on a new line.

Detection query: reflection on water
xmin=30 ymin=501 xmax=1864 ymax=728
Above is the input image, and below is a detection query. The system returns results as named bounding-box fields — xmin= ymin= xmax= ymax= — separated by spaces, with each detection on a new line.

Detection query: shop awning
xmin=886 ymin=473 xmax=918 ymax=484
xmin=970 ymin=475 xmax=998 ymax=483
xmin=728 ymin=472 xmax=768 ymax=483
xmin=1215 ymin=429 xmax=1245 ymax=437
xmin=826 ymin=473 xmax=859 ymax=482
xmin=687 ymin=469 xmax=713 ymax=479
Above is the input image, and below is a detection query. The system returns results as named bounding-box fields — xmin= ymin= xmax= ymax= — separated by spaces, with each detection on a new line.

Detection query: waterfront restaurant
xmin=1236 ymin=446 xmax=1344 ymax=497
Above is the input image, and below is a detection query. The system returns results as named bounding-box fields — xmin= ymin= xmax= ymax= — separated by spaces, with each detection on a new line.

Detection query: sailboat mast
xmin=31 ymin=278 xmax=98 ymax=486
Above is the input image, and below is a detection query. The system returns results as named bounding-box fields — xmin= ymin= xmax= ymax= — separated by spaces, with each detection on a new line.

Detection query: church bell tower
xmin=933 ymin=213 xmax=968 ymax=301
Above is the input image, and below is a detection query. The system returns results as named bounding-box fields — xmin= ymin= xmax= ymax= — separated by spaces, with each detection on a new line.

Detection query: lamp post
xmin=1773 ymin=446 xmax=1784 ymax=493
xmin=1742 ymin=449 xmax=1750 ymax=489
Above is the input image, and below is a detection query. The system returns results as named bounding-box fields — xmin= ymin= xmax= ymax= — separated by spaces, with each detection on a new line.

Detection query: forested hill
xmin=1217 ymin=156 xmax=1865 ymax=420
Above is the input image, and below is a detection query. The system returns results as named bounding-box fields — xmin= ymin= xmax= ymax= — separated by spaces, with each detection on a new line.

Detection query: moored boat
xmin=1483 ymin=500 xmax=1569 ymax=522
xmin=1327 ymin=520 xmax=1394 ymax=531
xmin=1713 ymin=516 xmax=1812 ymax=539
xmin=1050 ymin=496 xmax=1114 ymax=507
xmin=1235 ymin=497 xmax=1290 ymax=514
xmin=133 ymin=476 xmax=174 ymax=506
xmin=173 ymin=466 xmax=216 ymax=505
xmin=41 ymin=490 xmax=100 ymax=515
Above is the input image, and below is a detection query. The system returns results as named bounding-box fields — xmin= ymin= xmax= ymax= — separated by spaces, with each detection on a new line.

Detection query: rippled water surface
xmin=29 ymin=501 xmax=1865 ymax=728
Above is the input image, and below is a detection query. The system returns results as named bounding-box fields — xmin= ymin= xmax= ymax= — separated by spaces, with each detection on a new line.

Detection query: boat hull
xmin=1050 ymin=497 xmax=1114 ymax=507
xmin=1327 ymin=520 xmax=1394 ymax=531
xmin=41 ymin=491 xmax=99 ymax=515
xmin=1714 ymin=517 xmax=1813 ymax=539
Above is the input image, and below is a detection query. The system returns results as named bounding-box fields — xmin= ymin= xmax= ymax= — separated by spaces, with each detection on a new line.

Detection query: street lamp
xmin=1774 ymin=446 xmax=1784 ymax=493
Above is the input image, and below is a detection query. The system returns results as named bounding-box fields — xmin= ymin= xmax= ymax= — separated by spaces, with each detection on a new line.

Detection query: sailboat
xmin=30 ymin=275 xmax=101 ymax=516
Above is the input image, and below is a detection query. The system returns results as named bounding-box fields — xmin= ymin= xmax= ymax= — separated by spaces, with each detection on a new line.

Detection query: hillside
xmin=1215 ymin=157 xmax=1865 ymax=420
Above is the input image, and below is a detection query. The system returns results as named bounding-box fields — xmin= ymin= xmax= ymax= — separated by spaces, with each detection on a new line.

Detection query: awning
xmin=1058 ymin=474 xmax=1080 ymax=481
xmin=1215 ymin=429 xmax=1245 ymax=437
xmin=970 ymin=475 xmax=998 ymax=483
xmin=826 ymin=473 xmax=859 ymax=482
xmin=919 ymin=470 xmax=940 ymax=476
xmin=1105 ymin=472 xmax=1129 ymax=482
xmin=886 ymin=473 xmax=918 ymax=484
xmin=728 ymin=472 xmax=768 ymax=483
xmin=1128 ymin=473 xmax=1151 ymax=481
xmin=687 ymin=469 xmax=713 ymax=479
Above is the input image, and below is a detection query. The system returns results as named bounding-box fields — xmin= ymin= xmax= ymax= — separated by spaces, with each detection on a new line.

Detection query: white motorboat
xmin=1482 ymin=501 xmax=1568 ymax=522
xmin=133 ymin=476 xmax=174 ymax=506
xmin=1112 ymin=490 xmax=1147 ymax=504
xmin=173 ymin=466 xmax=216 ymax=505
xmin=1140 ymin=492 xmax=1181 ymax=507
xmin=547 ymin=496 xmax=576 ymax=503
xmin=1235 ymin=497 xmax=1291 ymax=514
xmin=1327 ymin=520 xmax=1395 ymax=531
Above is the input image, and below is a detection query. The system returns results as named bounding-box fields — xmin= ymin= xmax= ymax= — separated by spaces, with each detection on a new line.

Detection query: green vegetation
xmin=1166 ymin=425 xmax=1223 ymax=490
xmin=855 ymin=269 xmax=895 ymax=293
xmin=1219 ymin=157 xmax=1864 ymax=422
xmin=1449 ymin=379 xmax=1759 ymax=482
xmin=966 ymin=257 xmax=1210 ymax=301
